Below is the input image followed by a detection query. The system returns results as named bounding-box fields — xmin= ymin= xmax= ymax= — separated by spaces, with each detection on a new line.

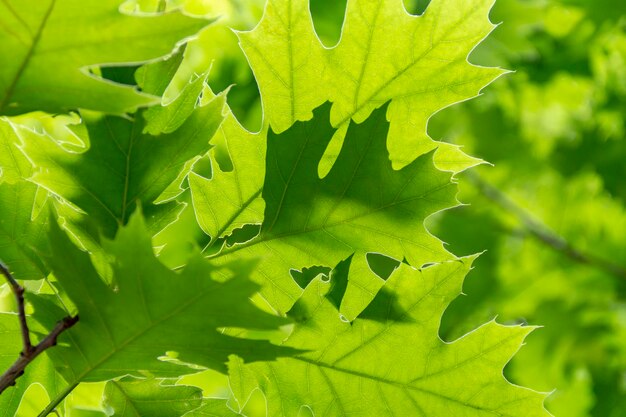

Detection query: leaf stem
xmin=37 ymin=382 xmax=80 ymax=417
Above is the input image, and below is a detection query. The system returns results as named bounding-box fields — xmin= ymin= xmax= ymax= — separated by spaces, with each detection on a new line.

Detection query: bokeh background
xmin=5 ymin=0 xmax=625 ymax=415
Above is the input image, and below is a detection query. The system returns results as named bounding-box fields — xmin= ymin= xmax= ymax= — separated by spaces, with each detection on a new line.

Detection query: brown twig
xmin=0 ymin=262 xmax=32 ymax=355
xmin=0 ymin=261 xmax=79 ymax=395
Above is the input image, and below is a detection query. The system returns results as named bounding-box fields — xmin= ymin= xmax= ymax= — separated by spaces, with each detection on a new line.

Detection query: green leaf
xmin=189 ymin=108 xmax=265 ymax=244
xmin=0 ymin=313 xmax=21 ymax=374
xmin=142 ymin=70 xmax=208 ymax=136
xmin=239 ymin=0 xmax=504 ymax=169
xmin=138 ymin=51 xmax=211 ymax=136
xmin=0 ymin=0 xmax=209 ymax=115
xmin=37 ymin=209 xmax=293 ymax=386
xmin=237 ymin=0 xmax=326 ymax=134
xmin=229 ymin=256 xmax=550 ymax=417
xmin=0 ymin=181 xmax=49 ymax=280
xmin=22 ymin=93 xmax=225 ymax=239
xmin=135 ymin=48 xmax=185 ymax=98
xmin=0 ymin=120 xmax=49 ymax=280
xmin=102 ymin=378 xmax=202 ymax=417
xmin=71 ymin=410 xmax=107 ymax=417
xmin=0 ymin=119 xmax=31 ymax=183
xmin=186 ymin=399 xmax=245 ymax=417
xmin=204 ymin=103 xmax=457 ymax=313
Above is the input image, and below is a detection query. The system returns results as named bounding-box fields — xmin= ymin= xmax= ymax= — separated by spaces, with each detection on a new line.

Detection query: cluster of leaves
xmin=0 ymin=0 xmax=574 ymax=416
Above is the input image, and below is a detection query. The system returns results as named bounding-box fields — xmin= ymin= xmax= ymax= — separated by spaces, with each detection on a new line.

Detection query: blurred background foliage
xmin=426 ymin=1 xmax=626 ymax=416
xmin=4 ymin=0 xmax=625 ymax=415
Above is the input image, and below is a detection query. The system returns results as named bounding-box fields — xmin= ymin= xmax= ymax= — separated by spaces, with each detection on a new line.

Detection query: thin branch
xmin=0 ymin=261 xmax=32 ymax=354
xmin=0 ymin=262 xmax=79 ymax=395
xmin=0 ymin=316 xmax=78 ymax=394
xmin=466 ymin=171 xmax=626 ymax=281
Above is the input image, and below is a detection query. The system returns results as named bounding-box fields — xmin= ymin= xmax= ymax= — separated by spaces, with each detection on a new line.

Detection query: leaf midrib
xmin=334 ymin=3 xmax=485 ymax=128
xmin=206 ymin=4 xmax=478 ymax=260
xmin=291 ymin=330 xmax=525 ymax=416
xmin=62 ymin=273 xmax=218 ymax=387
xmin=109 ymin=381 xmax=142 ymax=417
xmin=212 ymin=180 xmax=451 ymax=260
xmin=0 ymin=0 xmax=56 ymax=113
xmin=275 ymin=260 xmax=524 ymax=415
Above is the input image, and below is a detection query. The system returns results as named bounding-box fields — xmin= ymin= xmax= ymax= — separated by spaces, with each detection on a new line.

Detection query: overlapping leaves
xmin=225 ymin=256 xmax=549 ymax=417
xmin=189 ymin=0 xmax=500 ymax=261
xmin=0 ymin=0 xmax=209 ymax=115
xmin=199 ymin=102 xmax=457 ymax=313
xmin=239 ymin=0 xmax=502 ymax=169
xmin=0 ymin=120 xmax=49 ymax=280
xmin=0 ymin=0 xmax=555 ymax=415
xmin=34 ymin=210 xmax=291 ymax=387
xmin=22 ymin=93 xmax=224 ymax=241
xmin=102 ymin=378 xmax=203 ymax=417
